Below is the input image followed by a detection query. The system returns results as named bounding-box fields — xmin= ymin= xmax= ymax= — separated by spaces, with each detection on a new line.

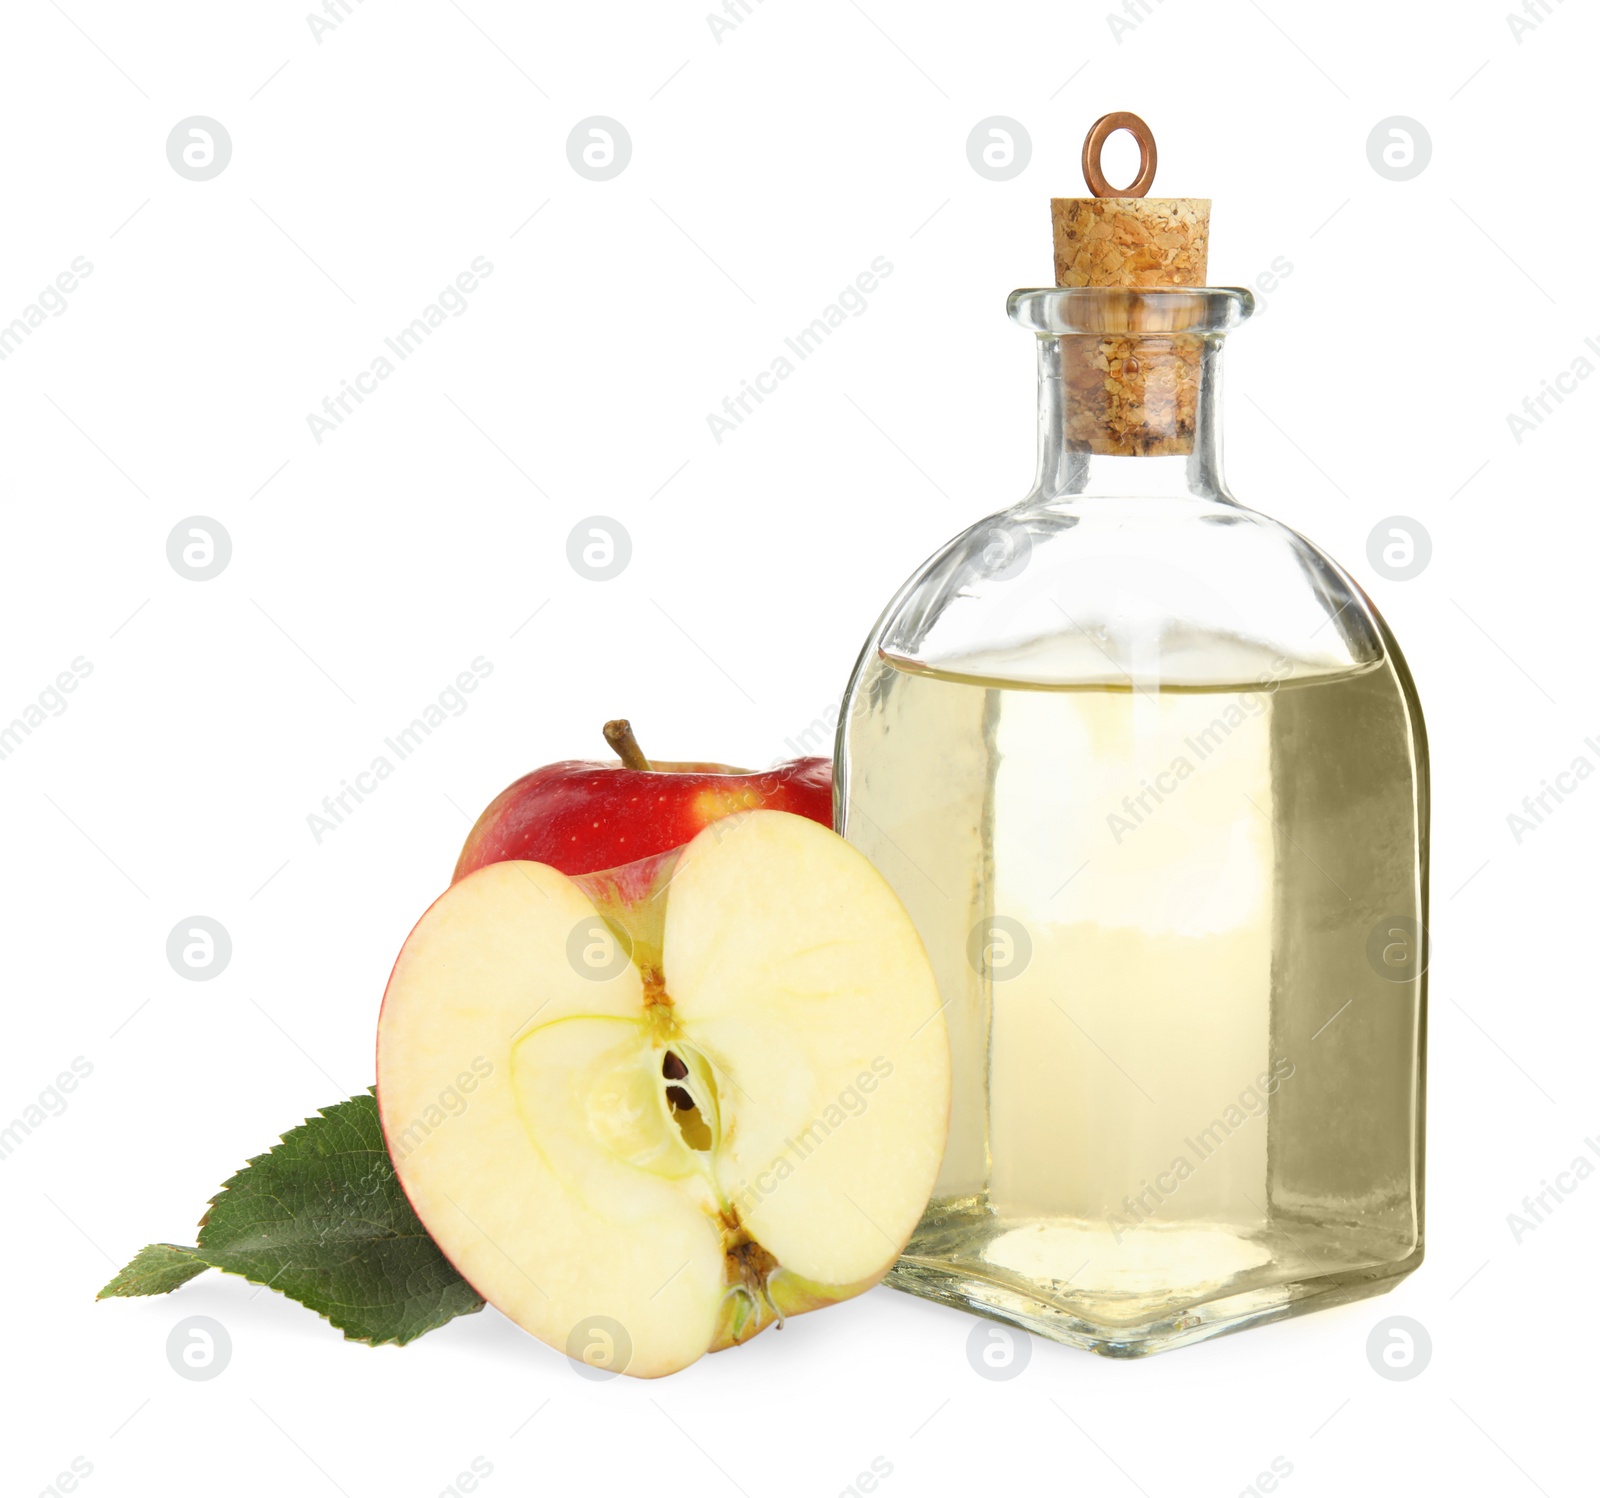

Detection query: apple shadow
xmin=420 ymin=1302 xmax=551 ymax=1367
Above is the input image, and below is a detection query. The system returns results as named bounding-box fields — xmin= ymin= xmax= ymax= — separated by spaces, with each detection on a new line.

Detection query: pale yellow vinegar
xmin=841 ymin=646 xmax=1425 ymax=1348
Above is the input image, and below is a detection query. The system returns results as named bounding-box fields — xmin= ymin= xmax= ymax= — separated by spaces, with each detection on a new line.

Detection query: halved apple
xmin=376 ymin=810 xmax=950 ymax=1378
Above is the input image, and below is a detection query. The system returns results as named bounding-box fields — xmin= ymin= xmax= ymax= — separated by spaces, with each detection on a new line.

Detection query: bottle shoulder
xmin=870 ymin=494 xmax=1389 ymax=690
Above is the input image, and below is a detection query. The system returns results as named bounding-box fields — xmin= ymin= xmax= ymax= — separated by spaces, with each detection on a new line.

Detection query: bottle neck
xmin=1029 ymin=330 xmax=1230 ymax=502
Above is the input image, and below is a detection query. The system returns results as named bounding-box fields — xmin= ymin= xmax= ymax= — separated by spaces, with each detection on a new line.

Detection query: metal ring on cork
xmin=1081 ymin=111 xmax=1158 ymax=198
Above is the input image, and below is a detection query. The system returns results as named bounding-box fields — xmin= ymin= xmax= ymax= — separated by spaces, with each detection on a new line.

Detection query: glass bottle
xmin=835 ymin=181 xmax=1427 ymax=1355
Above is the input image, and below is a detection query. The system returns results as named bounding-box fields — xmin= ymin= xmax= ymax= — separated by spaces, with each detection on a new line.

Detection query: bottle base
xmin=887 ymin=1242 xmax=1423 ymax=1358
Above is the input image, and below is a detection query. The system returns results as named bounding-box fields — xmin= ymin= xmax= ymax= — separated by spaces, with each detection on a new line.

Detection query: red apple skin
xmin=452 ymin=756 xmax=832 ymax=882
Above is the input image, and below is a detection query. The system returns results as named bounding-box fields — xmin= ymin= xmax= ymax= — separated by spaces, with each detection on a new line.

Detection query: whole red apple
xmin=452 ymin=719 xmax=832 ymax=881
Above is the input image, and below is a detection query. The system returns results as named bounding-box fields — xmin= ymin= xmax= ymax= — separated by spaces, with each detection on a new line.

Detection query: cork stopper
xmin=1049 ymin=113 xmax=1211 ymax=457
xmin=1051 ymin=197 xmax=1210 ymax=288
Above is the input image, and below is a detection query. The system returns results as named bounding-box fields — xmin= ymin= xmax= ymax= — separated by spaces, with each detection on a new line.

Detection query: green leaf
xmin=99 ymin=1091 xmax=484 ymax=1346
xmin=97 ymin=1242 xmax=208 ymax=1298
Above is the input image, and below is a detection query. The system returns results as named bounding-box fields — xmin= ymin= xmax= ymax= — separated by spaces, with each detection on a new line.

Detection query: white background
xmin=3 ymin=1 xmax=1593 ymax=1495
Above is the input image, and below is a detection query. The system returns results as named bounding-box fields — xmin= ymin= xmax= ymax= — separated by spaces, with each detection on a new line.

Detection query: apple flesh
xmin=453 ymin=719 xmax=832 ymax=880
xmin=377 ymin=810 xmax=949 ymax=1377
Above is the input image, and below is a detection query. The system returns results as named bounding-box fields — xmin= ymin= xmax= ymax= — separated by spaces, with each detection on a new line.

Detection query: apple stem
xmin=603 ymin=719 xmax=652 ymax=771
